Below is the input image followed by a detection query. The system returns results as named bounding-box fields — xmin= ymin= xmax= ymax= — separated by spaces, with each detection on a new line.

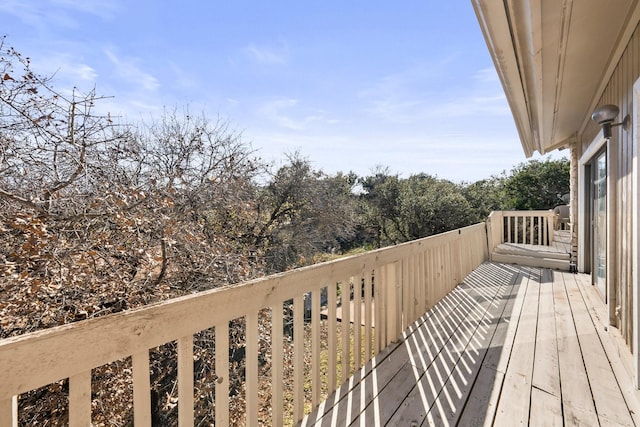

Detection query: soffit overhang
xmin=472 ymin=0 xmax=640 ymax=157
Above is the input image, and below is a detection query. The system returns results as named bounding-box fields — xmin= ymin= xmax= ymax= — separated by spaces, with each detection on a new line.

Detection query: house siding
xmin=577 ymin=22 xmax=640 ymax=347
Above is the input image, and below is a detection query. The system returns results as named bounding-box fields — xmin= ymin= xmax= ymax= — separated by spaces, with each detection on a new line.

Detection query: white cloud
xmin=360 ymin=63 xmax=510 ymax=124
xmin=51 ymin=0 xmax=119 ymax=19
xmin=473 ymin=67 xmax=500 ymax=83
xmin=169 ymin=63 xmax=197 ymax=89
xmin=258 ymin=98 xmax=326 ymax=130
xmin=244 ymin=42 xmax=288 ymax=65
xmin=104 ymin=48 xmax=160 ymax=92
xmin=0 ymin=0 xmax=118 ymax=33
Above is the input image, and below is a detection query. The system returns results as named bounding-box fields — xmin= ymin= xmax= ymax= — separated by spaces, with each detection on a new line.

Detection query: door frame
xmin=578 ymin=129 xmax=617 ymax=321
xmin=633 ymin=78 xmax=640 ymax=388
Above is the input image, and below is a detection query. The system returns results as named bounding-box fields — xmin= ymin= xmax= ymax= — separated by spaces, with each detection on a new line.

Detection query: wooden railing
xmin=486 ymin=210 xmax=556 ymax=255
xmin=0 ymin=223 xmax=488 ymax=426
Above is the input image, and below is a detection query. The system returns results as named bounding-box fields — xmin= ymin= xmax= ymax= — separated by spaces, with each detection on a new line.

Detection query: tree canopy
xmin=0 ymin=40 xmax=570 ymax=425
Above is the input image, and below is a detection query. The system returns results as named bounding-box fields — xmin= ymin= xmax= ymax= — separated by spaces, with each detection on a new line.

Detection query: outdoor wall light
xmin=591 ymin=104 xmax=630 ymax=139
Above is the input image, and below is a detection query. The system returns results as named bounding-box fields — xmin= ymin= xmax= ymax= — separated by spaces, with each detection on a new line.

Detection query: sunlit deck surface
xmin=299 ymin=262 xmax=640 ymax=426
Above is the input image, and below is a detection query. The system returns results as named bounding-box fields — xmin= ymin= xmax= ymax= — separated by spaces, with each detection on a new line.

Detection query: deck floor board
xmin=298 ymin=262 xmax=638 ymax=426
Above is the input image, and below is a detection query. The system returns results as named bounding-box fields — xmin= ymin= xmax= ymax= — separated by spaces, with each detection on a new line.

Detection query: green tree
xmin=503 ymin=158 xmax=570 ymax=210
xmin=358 ymin=171 xmax=476 ymax=246
xmin=461 ymin=176 xmax=507 ymax=222
xmin=253 ymin=153 xmax=358 ymax=272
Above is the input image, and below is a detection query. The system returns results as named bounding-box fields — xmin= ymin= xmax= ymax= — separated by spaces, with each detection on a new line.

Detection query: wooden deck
xmin=299 ymin=262 xmax=640 ymax=426
xmin=492 ymin=230 xmax=572 ymax=271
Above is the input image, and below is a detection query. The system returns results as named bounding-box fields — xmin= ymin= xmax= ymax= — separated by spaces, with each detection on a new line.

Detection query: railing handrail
xmin=498 ymin=209 xmax=555 ymax=217
xmin=0 ymin=222 xmax=489 ymax=425
xmin=487 ymin=209 xmax=556 ymax=250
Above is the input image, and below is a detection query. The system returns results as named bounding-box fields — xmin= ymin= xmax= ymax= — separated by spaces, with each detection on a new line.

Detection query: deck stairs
xmin=491 ymin=230 xmax=572 ymax=271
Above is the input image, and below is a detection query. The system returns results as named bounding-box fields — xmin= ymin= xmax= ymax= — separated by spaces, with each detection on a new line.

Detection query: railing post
xmin=312 ymin=289 xmax=322 ymax=405
xmin=271 ymin=303 xmax=284 ymax=427
xmin=353 ymin=279 xmax=362 ymax=372
xmin=132 ymin=350 xmax=152 ymax=427
xmin=245 ymin=311 xmax=258 ymax=426
xmin=363 ymin=273 xmax=373 ymax=361
xmin=69 ymin=371 xmax=92 ymax=427
xmin=293 ymin=295 xmax=304 ymax=423
xmin=341 ymin=280 xmax=351 ymax=381
xmin=177 ymin=336 xmax=194 ymax=427
xmin=402 ymin=257 xmax=411 ymax=331
xmin=327 ymin=282 xmax=338 ymax=391
xmin=384 ymin=262 xmax=401 ymax=345
xmin=395 ymin=261 xmax=402 ymax=342
xmin=215 ymin=322 xmax=229 ymax=427
xmin=0 ymin=396 xmax=18 ymax=427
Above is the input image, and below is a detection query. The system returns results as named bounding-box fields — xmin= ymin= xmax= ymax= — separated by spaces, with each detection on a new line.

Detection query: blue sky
xmin=0 ymin=0 xmax=565 ymax=182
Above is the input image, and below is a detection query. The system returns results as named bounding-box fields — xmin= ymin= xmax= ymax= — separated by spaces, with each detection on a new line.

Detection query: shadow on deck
xmin=299 ymin=262 xmax=640 ymax=426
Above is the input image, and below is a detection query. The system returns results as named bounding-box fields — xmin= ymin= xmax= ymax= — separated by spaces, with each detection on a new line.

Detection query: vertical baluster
xmin=177 ymin=336 xmax=194 ymax=427
xmin=518 ymin=216 xmax=522 ymax=243
xmin=132 ymin=350 xmax=152 ymax=427
xmin=0 ymin=396 xmax=17 ymax=427
xmin=402 ymin=257 xmax=411 ymax=328
xmin=246 ymin=311 xmax=258 ymax=426
xmin=529 ymin=215 xmax=534 ymax=244
xmin=507 ymin=215 xmax=512 ymax=242
xmin=293 ymin=294 xmax=304 ymax=423
xmin=363 ymin=273 xmax=372 ymax=362
xmin=384 ymin=264 xmax=397 ymax=347
xmin=271 ymin=304 xmax=284 ymax=427
xmin=418 ymin=250 xmax=426 ymax=315
xmin=215 ymin=322 xmax=229 ymax=427
xmin=328 ymin=282 xmax=337 ymax=391
xmin=69 ymin=371 xmax=92 ymax=427
xmin=426 ymin=248 xmax=435 ymax=311
xmin=374 ymin=267 xmax=383 ymax=353
xmin=353 ymin=279 xmax=362 ymax=372
xmin=311 ymin=290 xmax=321 ymax=406
xmin=387 ymin=262 xmax=400 ymax=344
xmin=341 ymin=279 xmax=351 ymax=380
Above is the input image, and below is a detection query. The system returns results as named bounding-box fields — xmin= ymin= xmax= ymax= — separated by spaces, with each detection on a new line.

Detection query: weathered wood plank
xmin=553 ymin=271 xmax=598 ymax=424
xmin=352 ymin=266 xmax=505 ymax=425
xmin=389 ymin=274 xmax=510 ymax=426
xmin=0 ymin=396 xmax=17 ymax=427
xmin=457 ymin=265 xmax=530 ymax=426
xmin=177 ymin=335 xmax=194 ymax=427
xmin=299 ymin=344 xmax=398 ymax=426
xmin=574 ymin=272 xmax=640 ymax=426
xmin=531 ymin=269 xmax=560 ymax=397
xmin=562 ymin=272 xmax=634 ymax=426
xmin=245 ymin=311 xmax=258 ymax=426
xmin=353 ymin=279 xmax=362 ymax=372
xmin=215 ymin=322 xmax=229 ymax=427
xmin=341 ymin=278 xmax=352 ymax=381
xmin=301 ymin=264 xmax=639 ymax=427
xmin=302 ymin=266 xmax=491 ymax=426
xmin=271 ymin=304 xmax=284 ymax=427
xmin=363 ymin=273 xmax=372 ymax=361
xmin=327 ymin=282 xmax=337 ymax=393
xmin=293 ymin=294 xmax=305 ymax=423
xmin=69 ymin=371 xmax=92 ymax=427
xmin=132 ymin=350 xmax=152 ymax=427
xmin=529 ymin=387 xmax=563 ymax=427
xmin=493 ymin=269 xmax=538 ymax=425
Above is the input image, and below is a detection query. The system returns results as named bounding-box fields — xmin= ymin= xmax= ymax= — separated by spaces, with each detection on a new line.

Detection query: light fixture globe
xmin=591 ymin=104 xmax=619 ymax=125
xmin=592 ymin=104 xmax=620 ymax=139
